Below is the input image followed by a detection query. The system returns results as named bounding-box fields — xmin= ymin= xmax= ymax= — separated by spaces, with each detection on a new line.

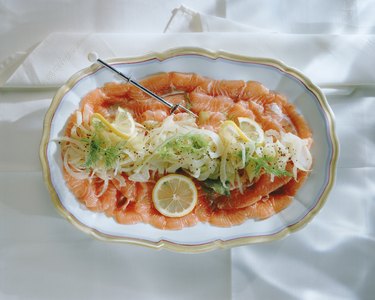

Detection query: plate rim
xmin=39 ymin=47 xmax=339 ymax=253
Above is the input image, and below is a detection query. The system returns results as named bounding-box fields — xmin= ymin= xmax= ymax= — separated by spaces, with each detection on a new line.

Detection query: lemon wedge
xmin=152 ymin=174 xmax=198 ymax=218
xmin=219 ymin=120 xmax=250 ymax=143
xmin=238 ymin=117 xmax=264 ymax=144
xmin=91 ymin=107 xmax=135 ymax=139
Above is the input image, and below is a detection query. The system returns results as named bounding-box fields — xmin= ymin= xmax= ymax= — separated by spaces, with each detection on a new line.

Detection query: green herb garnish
xmin=247 ymin=156 xmax=292 ymax=178
xmin=103 ymin=144 xmax=122 ymax=168
xmin=84 ymin=135 xmax=104 ymax=168
xmin=158 ymin=133 xmax=210 ymax=159
xmin=82 ymin=132 xmax=123 ymax=169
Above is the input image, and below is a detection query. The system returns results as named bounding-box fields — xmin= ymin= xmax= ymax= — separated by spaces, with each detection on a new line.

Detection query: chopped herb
xmin=82 ymin=132 xmax=123 ymax=169
xmin=104 ymin=144 xmax=122 ymax=168
xmin=158 ymin=133 xmax=210 ymax=159
xmin=247 ymin=156 xmax=292 ymax=178
xmin=84 ymin=135 xmax=104 ymax=168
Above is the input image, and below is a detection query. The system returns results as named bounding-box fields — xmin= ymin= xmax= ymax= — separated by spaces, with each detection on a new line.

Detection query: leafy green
xmin=202 ymin=179 xmax=230 ymax=196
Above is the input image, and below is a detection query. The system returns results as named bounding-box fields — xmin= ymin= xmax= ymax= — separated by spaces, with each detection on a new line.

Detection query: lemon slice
xmin=238 ymin=117 xmax=264 ymax=144
xmin=219 ymin=120 xmax=250 ymax=143
xmin=91 ymin=107 xmax=135 ymax=139
xmin=152 ymin=174 xmax=198 ymax=218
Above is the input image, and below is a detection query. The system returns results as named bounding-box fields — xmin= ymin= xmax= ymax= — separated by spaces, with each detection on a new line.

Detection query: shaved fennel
xmin=60 ymin=110 xmax=312 ymax=196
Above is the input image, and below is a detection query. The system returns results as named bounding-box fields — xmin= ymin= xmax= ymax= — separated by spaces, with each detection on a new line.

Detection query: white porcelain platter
xmin=40 ymin=48 xmax=338 ymax=252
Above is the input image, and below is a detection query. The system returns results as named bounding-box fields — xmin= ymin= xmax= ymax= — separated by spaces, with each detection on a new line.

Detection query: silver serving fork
xmin=91 ymin=55 xmax=197 ymax=118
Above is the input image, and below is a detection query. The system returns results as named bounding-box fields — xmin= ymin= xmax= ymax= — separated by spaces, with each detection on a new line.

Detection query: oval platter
xmin=40 ymin=48 xmax=339 ymax=253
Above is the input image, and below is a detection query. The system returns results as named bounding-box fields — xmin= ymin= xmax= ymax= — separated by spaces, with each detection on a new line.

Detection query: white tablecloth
xmin=1 ymin=1 xmax=374 ymax=299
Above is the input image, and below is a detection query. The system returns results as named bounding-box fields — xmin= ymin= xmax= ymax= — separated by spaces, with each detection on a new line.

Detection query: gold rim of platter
xmin=39 ymin=47 xmax=339 ymax=253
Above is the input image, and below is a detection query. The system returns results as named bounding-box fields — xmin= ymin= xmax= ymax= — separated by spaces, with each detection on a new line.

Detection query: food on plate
xmin=60 ymin=72 xmax=313 ymax=230
xmin=152 ymin=174 xmax=198 ymax=218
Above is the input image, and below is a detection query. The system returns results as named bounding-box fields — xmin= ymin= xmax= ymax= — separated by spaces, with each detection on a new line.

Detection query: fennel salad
xmin=60 ymin=106 xmax=312 ymax=197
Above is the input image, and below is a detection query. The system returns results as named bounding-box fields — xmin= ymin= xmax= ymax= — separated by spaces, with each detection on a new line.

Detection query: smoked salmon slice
xmin=189 ymin=92 xmax=234 ymax=113
xmin=63 ymin=170 xmax=101 ymax=210
xmin=199 ymin=79 xmax=246 ymax=100
xmin=240 ymin=81 xmax=269 ymax=100
xmin=170 ymin=72 xmax=210 ymax=92
xmin=245 ymin=195 xmax=292 ymax=220
xmin=216 ymin=172 xmax=293 ymax=210
xmin=198 ymin=111 xmax=226 ymax=132
xmin=227 ymin=103 xmax=255 ymax=121
xmin=139 ymin=73 xmax=173 ymax=95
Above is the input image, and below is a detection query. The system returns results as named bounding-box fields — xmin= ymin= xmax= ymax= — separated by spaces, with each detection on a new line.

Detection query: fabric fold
xmin=164 ymin=5 xmax=274 ymax=33
xmin=2 ymin=33 xmax=375 ymax=88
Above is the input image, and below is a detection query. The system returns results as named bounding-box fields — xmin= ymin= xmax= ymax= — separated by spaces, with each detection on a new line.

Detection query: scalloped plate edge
xmin=39 ymin=47 xmax=339 ymax=253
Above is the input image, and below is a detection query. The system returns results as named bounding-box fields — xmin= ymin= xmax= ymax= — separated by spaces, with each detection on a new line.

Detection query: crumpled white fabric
xmin=164 ymin=5 xmax=275 ymax=33
xmin=3 ymin=3 xmax=375 ymax=89
xmin=1 ymin=1 xmax=375 ymax=300
xmin=3 ymin=32 xmax=375 ymax=89
xmin=225 ymin=0 xmax=375 ymax=34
